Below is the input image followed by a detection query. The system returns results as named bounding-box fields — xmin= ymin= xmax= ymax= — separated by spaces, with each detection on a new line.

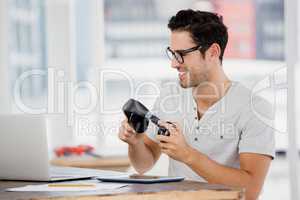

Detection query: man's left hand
xmin=156 ymin=121 xmax=192 ymax=163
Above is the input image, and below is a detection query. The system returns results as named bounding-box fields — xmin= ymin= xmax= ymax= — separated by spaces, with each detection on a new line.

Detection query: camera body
xmin=122 ymin=99 xmax=170 ymax=136
xmin=157 ymin=125 xmax=170 ymax=136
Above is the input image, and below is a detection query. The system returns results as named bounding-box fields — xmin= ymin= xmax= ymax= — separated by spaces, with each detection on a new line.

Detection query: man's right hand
xmin=118 ymin=119 xmax=144 ymax=145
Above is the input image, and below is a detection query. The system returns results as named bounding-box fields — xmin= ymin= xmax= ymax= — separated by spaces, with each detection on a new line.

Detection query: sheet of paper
xmin=6 ymin=182 xmax=128 ymax=192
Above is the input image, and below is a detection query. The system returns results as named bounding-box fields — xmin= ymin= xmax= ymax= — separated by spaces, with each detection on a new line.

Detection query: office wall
xmin=45 ymin=0 xmax=105 ymax=151
xmin=46 ymin=0 xmax=77 ymax=149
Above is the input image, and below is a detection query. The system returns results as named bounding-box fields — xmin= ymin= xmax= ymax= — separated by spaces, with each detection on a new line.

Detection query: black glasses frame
xmin=166 ymin=45 xmax=203 ymax=64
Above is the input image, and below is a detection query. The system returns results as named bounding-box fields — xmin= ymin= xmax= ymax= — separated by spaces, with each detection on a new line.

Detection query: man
xmin=119 ymin=9 xmax=274 ymax=200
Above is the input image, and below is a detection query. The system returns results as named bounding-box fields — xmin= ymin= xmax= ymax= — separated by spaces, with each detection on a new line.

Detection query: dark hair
xmin=168 ymin=9 xmax=228 ymax=62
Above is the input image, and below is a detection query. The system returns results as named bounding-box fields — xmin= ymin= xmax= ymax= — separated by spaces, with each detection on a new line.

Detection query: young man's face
xmin=169 ymin=31 xmax=210 ymax=88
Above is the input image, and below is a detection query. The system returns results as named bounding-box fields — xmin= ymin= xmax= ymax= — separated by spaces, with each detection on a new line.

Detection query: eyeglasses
xmin=166 ymin=45 xmax=203 ymax=64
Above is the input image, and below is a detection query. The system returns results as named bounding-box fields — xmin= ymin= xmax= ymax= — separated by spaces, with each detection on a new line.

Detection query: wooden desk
xmin=51 ymin=156 xmax=131 ymax=172
xmin=0 ymin=167 xmax=244 ymax=200
xmin=0 ymin=180 xmax=244 ymax=200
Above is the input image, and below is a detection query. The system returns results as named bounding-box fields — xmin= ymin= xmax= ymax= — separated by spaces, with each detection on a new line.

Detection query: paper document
xmin=6 ymin=182 xmax=128 ymax=192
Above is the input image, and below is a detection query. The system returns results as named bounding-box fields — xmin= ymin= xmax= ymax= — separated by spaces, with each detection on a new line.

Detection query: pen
xmin=48 ymin=184 xmax=96 ymax=187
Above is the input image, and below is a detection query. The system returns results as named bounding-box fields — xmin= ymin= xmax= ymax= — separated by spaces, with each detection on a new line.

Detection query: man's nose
xmin=171 ymin=58 xmax=180 ymax=69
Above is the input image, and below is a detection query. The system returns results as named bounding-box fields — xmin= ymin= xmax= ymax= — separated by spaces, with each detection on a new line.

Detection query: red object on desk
xmin=54 ymin=145 xmax=95 ymax=157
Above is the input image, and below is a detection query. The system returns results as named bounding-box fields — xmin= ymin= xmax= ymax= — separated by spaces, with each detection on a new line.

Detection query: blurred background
xmin=0 ymin=0 xmax=297 ymax=199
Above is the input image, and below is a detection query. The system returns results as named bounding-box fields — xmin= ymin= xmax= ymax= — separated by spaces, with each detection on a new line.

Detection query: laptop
xmin=0 ymin=114 xmax=93 ymax=182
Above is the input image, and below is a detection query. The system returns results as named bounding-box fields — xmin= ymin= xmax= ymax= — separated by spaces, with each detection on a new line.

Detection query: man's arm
xmin=128 ymin=134 xmax=161 ymax=174
xmin=157 ymin=122 xmax=272 ymax=200
xmin=185 ymin=149 xmax=271 ymax=200
xmin=119 ymin=119 xmax=161 ymax=174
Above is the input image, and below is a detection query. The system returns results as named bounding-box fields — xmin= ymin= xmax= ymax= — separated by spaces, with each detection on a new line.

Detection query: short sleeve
xmin=238 ymin=97 xmax=275 ymax=159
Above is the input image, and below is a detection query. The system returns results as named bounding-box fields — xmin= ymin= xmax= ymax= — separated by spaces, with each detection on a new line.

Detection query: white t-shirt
xmin=146 ymin=82 xmax=275 ymax=182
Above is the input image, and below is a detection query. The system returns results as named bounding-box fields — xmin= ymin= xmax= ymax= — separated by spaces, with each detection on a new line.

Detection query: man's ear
xmin=206 ymin=43 xmax=221 ymax=61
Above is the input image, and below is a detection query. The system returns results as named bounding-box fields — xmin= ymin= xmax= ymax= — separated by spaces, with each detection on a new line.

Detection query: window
xmin=8 ymin=0 xmax=47 ymax=111
xmin=104 ymin=0 xmax=169 ymax=58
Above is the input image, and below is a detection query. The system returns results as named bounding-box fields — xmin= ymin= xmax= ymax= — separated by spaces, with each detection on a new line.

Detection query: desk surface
xmin=0 ymin=167 xmax=244 ymax=200
xmin=51 ymin=156 xmax=131 ymax=172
